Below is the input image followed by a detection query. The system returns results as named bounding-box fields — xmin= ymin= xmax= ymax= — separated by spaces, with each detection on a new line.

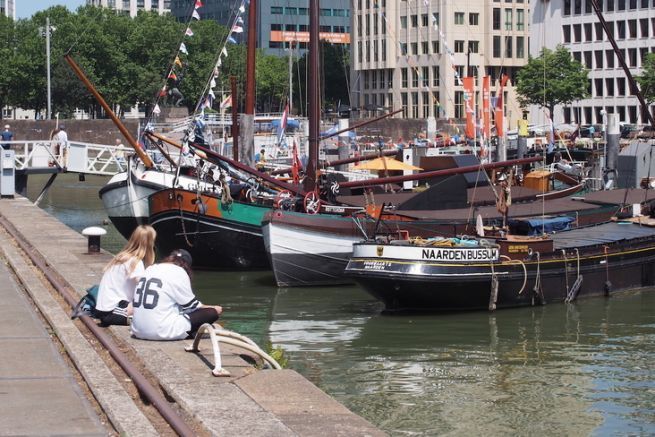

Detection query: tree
xmin=637 ymin=52 xmax=655 ymax=104
xmin=516 ymin=45 xmax=588 ymax=118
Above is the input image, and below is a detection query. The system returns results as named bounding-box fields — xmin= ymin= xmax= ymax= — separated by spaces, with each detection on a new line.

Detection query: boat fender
xmin=604 ymin=280 xmax=612 ymax=296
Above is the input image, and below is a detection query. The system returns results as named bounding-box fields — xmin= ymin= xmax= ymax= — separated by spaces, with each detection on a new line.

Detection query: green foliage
xmin=516 ymin=45 xmax=589 ymax=116
xmin=266 ymin=343 xmax=289 ymax=369
xmin=637 ymin=53 xmax=655 ymax=104
xmin=0 ymin=6 xmax=297 ymax=119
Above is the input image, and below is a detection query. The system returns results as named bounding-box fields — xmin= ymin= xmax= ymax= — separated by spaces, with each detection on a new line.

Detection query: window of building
xmin=412 ymin=69 xmax=419 ymax=87
xmin=628 ymin=19 xmax=637 ymax=38
xmin=606 ymin=78 xmax=614 ymax=95
xmin=271 ymin=6 xmax=283 ymax=14
xmin=595 ymin=50 xmax=604 ymax=68
xmin=595 ymin=22 xmax=603 ymax=40
xmin=493 ymin=8 xmax=501 ymax=30
xmin=563 ymin=25 xmax=571 ymax=43
xmin=564 ymin=0 xmax=571 ymax=15
xmin=432 ymin=13 xmax=439 ymax=27
xmin=366 ymin=41 xmax=370 ymax=61
xmin=374 ymin=40 xmax=379 ymax=61
xmin=366 ymin=15 xmax=370 ymax=35
xmin=455 ymin=12 xmax=465 ymax=25
xmin=320 ymin=8 xmax=332 ymax=16
xmin=286 ymin=7 xmax=297 ymax=14
xmin=505 ymin=37 xmax=513 ymax=58
xmin=640 ymin=18 xmax=649 ymax=37
xmin=469 ymin=13 xmax=479 ymax=25
xmin=412 ymin=92 xmax=419 ymax=118
xmin=630 ymin=0 xmax=637 ymax=8
xmin=595 ymin=78 xmax=603 ymax=96
xmin=574 ymin=0 xmax=582 ymax=13
xmin=271 ymin=23 xmax=282 ymax=31
xmin=421 ymin=41 xmax=429 ymax=54
xmin=422 ymin=92 xmax=430 ymax=117
xmin=469 ymin=41 xmax=479 ymax=53
xmin=629 ymin=105 xmax=637 ymax=123
xmin=374 ymin=17 xmax=378 ymax=35
xmin=372 ymin=72 xmax=377 ymax=89
xmin=584 ymin=51 xmax=592 ymax=68
xmin=641 ymin=47 xmax=649 ymax=64
xmin=516 ymin=36 xmax=524 ymax=58
xmin=618 ymin=0 xmax=626 ymax=9
xmin=422 ymin=67 xmax=429 ymax=87
xmin=628 ymin=48 xmax=637 ymax=66
xmin=333 ymin=8 xmax=347 ymax=16
xmin=319 ymin=25 xmax=331 ymax=32
xmin=493 ymin=36 xmax=501 ymax=58
xmin=607 ymin=0 xmax=615 ymax=11
xmin=411 ymin=15 xmax=418 ymax=27
xmin=584 ymin=23 xmax=592 ymax=41
xmin=432 ymin=41 xmax=439 ymax=53
xmin=455 ymin=91 xmax=464 ymax=119
xmin=400 ymin=43 xmax=407 ymax=55
xmin=382 ymin=40 xmax=386 ymax=61
xmin=517 ymin=10 xmax=525 ymax=31
xmin=364 ymin=72 xmax=369 ymax=90
xmin=642 ymin=0 xmax=649 ymax=7
xmin=298 ymin=7 xmax=308 ymax=14
xmin=617 ymin=20 xmax=626 ymax=39
xmin=400 ymin=16 xmax=407 ymax=29
xmin=573 ymin=51 xmax=582 ymax=63
xmin=573 ymin=24 xmax=582 ymax=42
xmin=422 ymin=14 xmax=428 ymax=26
xmin=456 ymin=66 xmax=465 ymax=83
xmin=357 ymin=16 xmax=362 ymax=37
xmin=433 ymin=66 xmax=440 ymax=86
xmin=505 ymin=9 xmax=513 ymax=31
xmin=454 ymin=40 xmax=465 ymax=53
xmin=617 ymin=77 xmax=626 ymax=94
xmin=606 ymin=50 xmax=615 ymax=67
xmin=402 ymin=69 xmax=408 ymax=87
xmin=410 ymin=42 xmax=417 ymax=55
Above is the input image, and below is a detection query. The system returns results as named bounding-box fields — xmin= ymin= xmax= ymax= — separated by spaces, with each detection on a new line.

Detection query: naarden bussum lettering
xmin=421 ymin=248 xmax=498 ymax=261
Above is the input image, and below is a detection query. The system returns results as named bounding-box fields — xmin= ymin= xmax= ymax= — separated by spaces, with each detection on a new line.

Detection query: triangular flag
xmin=152 ymin=104 xmax=161 ymax=115
xmin=239 ymin=4 xmax=245 ymax=13
xmin=179 ymin=42 xmax=188 ymax=54
xmin=210 ymin=78 xmax=216 ymax=88
xmin=185 ymin=27 xmax=194 ymax=37
xmin=221 ymin=47 xmax=228 ymax=57
xmin=232 ymin=24 xmax=243 ymax=33
xmin=195 ymin=0 xmax=203 ymax=8
xmin=220 ymin=94 xmax=232 ymax=109
xmin=159 ymin=86 xmax=168 ymax=97
xmin=168 ymin=72 xmax=177 ymax=80
xmin=236 ymin=16 xmax=244 ymax=24
xmin=208 ymin=89 xmax=215 ymax=99
xmin=227 ymin=35 xmax=237 ymax=44
xmin=174 ymin=56 xmax=182 ymax=67
xmin=192 ymin=10 xmax=200 ymax=20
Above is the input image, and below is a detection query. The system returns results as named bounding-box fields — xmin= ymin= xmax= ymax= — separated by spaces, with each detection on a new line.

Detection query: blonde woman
xmin=95 ymin=225 xmax=157 ymax=326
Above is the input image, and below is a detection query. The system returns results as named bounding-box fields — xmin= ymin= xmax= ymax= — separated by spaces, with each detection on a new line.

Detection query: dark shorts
xmin=187 ymin=307 xmax=220 ymax=336
xmin=96 ymin=300 xmax=130 ymax=326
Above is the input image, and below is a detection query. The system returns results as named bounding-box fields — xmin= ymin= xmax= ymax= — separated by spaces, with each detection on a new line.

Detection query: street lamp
xmin=38 ymin=17 xmax=56 ymax=120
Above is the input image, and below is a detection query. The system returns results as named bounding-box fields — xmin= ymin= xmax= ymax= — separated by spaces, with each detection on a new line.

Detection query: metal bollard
xmin=81 ymin=226 xmax=107 ymax=254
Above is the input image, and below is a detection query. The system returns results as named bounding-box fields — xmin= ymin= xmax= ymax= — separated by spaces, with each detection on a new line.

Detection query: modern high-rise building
xmin=170 ymin=0 xmax=351 ymax=56
xmin=86 ymin=0 xmax=171 ymax=17
xmin=1 ymin=0 xmax=15 ymax=20
xmin=352 ymin=0 xmax=530 ymax=124
xmin=531 ymin=0 xmax=655 ymax=126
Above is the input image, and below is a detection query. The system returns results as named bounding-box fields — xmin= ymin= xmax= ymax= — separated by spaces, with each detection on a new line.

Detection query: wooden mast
xmin=239 ymin=0 xmax=257 ymax=166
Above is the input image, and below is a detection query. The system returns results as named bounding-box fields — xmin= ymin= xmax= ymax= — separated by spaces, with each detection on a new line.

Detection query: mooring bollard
xmin=81 ymin=226 xmax=107 ymax=254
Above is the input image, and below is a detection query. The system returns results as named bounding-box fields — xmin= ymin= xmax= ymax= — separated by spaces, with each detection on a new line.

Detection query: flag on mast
xmin=278 ymin=103 xmax=289 ymax=145
xmin=220 ymin=94 xmax=232 ymax=110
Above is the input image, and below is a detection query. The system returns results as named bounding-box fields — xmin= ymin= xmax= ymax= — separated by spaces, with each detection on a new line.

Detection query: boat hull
xmin=346 ymin=224 xmax=655 ymax=312
xmin=149 ymin=189 xmax=270 ymax=269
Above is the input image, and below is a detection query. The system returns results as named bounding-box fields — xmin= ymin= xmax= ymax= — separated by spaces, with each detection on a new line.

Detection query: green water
xmin=28 ymin=174 xmax=655 ymax=436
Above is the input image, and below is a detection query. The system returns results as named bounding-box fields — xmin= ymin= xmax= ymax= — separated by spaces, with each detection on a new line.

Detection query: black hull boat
xmin=346 ymin=220 xmax=655 ymax=312
xmin=148 ymin=188 xmax=271 ymax=269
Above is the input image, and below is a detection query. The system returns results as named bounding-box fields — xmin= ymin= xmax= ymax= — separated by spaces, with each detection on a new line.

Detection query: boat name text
xmin=421 ymin=247 xmax=498 ymax=262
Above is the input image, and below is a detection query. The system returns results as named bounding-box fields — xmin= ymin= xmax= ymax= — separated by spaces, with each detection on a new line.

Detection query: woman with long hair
xmin=95 ymin=225 xmax=157 ymax=326
xmin=131 ymin=249 xmax=222 ymax=340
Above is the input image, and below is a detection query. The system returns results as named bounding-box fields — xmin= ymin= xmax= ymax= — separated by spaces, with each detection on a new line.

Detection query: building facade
xmin=1 ymin=0 xmax=15 ymax=20
xmin=531 ymin=0 xmax=655 ymax=126
xmin=86 ymin=0 xmax=171 ymax=17
xmin=170 ymin=0 xmax=350 ymax=56
xmin=352 ymin=0 xmax=529 ymax=126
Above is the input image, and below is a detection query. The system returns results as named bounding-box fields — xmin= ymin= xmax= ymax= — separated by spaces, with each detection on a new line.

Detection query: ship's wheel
xmin=303 ymin=191 xmax=321 ymax=214
xmin=273 ymin=190 xmax=293 ymax=209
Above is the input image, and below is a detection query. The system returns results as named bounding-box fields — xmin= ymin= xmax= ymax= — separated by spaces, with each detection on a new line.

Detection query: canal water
xmin=28 ymin=174 xmax=655 ymax=435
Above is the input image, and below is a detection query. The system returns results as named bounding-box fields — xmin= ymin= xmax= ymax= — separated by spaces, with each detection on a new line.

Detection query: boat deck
xmin=553 ymin=221 xmax=655 ymax=250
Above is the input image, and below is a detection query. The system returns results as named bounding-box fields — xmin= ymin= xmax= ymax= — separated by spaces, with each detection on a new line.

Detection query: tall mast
xmin=239 ymin=0 xmax=257 ymax=165
xmin=304 ymin=0 xmax=320 ymax=192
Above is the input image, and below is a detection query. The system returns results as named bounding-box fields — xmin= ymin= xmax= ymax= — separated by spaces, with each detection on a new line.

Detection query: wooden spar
xmin=245 ymin=0 xmax=256 ymax=116
xmin=590 ymin=0 xmax=655 ymax=128
xmin=268 ymin=149 xmax=399 ymax=176
xmin=231 ymin=75 xmax=239 ymax=161
xmin=304 ymin=0 xmax=320 ymax=192
xmin=64 ymin=54 xmax=154 ymax=168
xmin=320 ymin=108 xmax=404 ymax=140
xmin=339 ymin=156 xmax=543 ymax=188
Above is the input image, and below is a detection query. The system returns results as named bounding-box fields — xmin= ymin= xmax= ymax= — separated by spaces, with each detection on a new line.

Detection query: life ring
xmin=303 ymin=191 xmax=321 ymax=214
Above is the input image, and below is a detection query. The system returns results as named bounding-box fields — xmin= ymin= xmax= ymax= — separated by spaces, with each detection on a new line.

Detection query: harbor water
xmin=28 ymin=174 xmax=655 ymax=435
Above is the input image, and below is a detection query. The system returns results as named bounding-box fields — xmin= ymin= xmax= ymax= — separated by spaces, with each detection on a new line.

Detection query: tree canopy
xmin=637 ymin=52 xmax=655 ymax=104
xmin=0 ymin=6 xmax=349 ymax=119
xmin=516 ymin=45 xmax=589 ymax=117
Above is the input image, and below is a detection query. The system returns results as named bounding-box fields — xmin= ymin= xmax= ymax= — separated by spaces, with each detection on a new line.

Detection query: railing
xmin=3 ymin=140 xmax=179 ymax=176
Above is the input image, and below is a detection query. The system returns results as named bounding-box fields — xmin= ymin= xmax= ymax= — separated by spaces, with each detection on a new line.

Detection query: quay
xmin=0 ymin=195 xmax=384 ymax=436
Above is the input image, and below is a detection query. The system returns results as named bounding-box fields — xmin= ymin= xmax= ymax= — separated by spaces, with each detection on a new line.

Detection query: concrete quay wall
xmin=0 ymin=196 xmax=385 ymax=436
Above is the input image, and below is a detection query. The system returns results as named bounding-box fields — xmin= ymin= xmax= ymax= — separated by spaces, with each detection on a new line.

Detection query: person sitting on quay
xmin=130 ymin=249 xmax=222 ymax=341
xmin=1 ymin=124 xmax=14 ymax=150
xmin=95 ymin=225 xmax=157 ymax=326
xmin=254 ymin=148 xmax=267 ymax=170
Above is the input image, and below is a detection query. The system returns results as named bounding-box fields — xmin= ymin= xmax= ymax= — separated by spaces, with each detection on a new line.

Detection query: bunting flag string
xmin=185 ymin=27 xmax=194 ymax=37
xmin=179 ymin=42 xmax=188 ymax=55
xmin=192 ymin=9 xmax=200 ymax=20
